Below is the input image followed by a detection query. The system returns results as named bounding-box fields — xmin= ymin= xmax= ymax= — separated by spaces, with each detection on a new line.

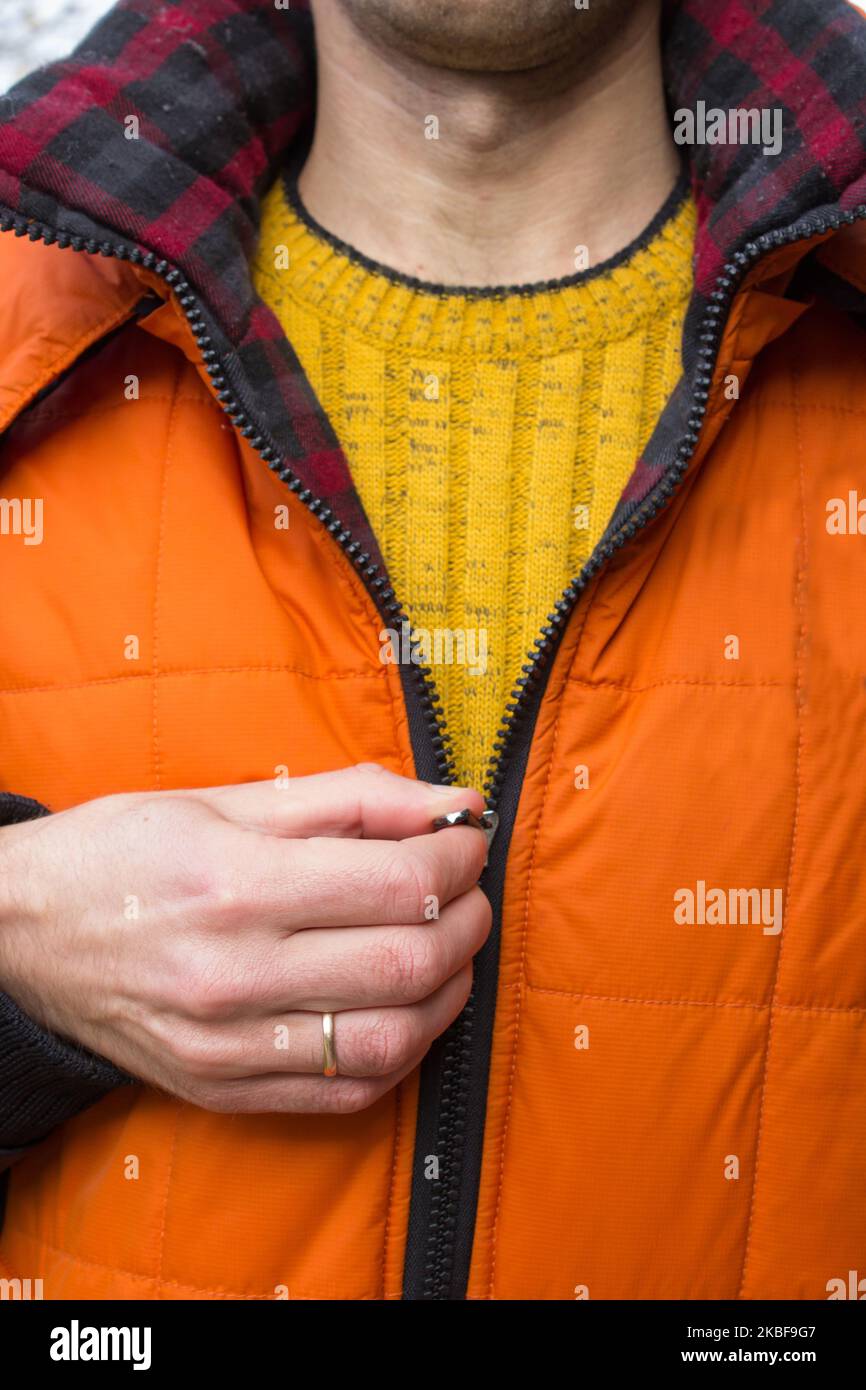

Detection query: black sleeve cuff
xmin=0 ymin=792 xmax=136 ymax=1164
xmin=0 ymin=991 xmax=135 ymax=1159
xmin=0 ymin=791 xmax=52 ymax=825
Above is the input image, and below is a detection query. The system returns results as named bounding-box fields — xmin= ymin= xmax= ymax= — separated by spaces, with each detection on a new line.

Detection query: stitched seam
xmin=487 ymin=582 xmax=599 ymax=1298
xmin=153 ymin=1109 xmax=180 ymax=1298
xmin=777 ymin=1003 xmax=866 ymax=1017
xmin=524 ymin=982 xmax=866 ymax=1013
xmin=736 ymin=361 xmax=808 ymax=1301
xmin=15 ymin=395 xmax=219 ymax=425
xmin=525 ymin=983 xmax=769 ymax=1009
xmin=0 ymin=295 xmax=141 ymax=429
xmin=0 ymin=666 xmax=391 ymax=699
xmin=150 ymin=366 xmax=181 ymax=792
xmin=565 ymin=677 xmax=789 ymax=691
xmin=1 ymin=1227 xmax=382 ymax=1299
xmin=381 ymin=1081 xmax=402 ymax=1298
xmin=753 ymin=400 xmax=866 ymax=417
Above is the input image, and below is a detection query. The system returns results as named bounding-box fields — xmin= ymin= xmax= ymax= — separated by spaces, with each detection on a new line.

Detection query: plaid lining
xmin=0 ymin=0 xmax=865 ymax=565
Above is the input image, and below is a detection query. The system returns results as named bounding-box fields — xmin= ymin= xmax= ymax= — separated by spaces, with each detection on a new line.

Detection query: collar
xmin=0 ymin=0 xmax=865 ymax=560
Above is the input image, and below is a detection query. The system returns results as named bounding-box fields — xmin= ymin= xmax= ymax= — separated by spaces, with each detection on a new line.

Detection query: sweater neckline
xmin=253 ymin=172 xmax=696 ymax=356
xmin=284 ymin=168 xmax=692 ymax=300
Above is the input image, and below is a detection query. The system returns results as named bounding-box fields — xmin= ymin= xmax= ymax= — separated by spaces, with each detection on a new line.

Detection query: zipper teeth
xmin=3 ymin=203 xmax=858 ymax=805
xmin=481 ymin=205 xmax=864 ymax=810
xmin=0 ymin=207 xmax=459 ymax=784
xmin=423 ymin=200 xmax=866 ymax=1301
xmin=3 ymin=200 xmax=864 ymax=1301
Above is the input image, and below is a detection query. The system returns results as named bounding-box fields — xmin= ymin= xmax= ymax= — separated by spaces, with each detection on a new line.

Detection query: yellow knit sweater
xmin=252 ymin=178 xmax=695 ymax=791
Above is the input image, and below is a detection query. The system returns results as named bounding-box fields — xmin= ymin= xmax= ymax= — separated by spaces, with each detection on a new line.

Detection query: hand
xmin=0 ymin=765 xmax=491 ymax=1115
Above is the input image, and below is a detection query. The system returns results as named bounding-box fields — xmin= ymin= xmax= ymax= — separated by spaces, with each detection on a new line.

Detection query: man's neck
xmin=298 ymin=0 xmax=682 ymax=289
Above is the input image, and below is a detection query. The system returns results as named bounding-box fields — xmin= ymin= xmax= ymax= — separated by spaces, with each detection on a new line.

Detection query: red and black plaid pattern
xmin=0 ymin=0 xmax=378 ymax=554
xmin=616 ymin=0 xmax=866 ymax=532
xmin=0 ymin=0 xmax=865 ymax=560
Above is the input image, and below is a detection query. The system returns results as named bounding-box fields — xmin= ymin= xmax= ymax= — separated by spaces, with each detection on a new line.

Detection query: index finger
xmin=230 ymin=820 xmax=490 ymax=929
xmin=189 ymin=764 xmax=486 ymax=841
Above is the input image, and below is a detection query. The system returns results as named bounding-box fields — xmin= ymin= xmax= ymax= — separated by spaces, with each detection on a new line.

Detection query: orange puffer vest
xmin=1 ymin=0 xmax=866 ymax=1299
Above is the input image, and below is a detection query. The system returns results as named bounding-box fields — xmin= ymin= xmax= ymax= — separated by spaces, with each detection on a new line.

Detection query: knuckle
xmin=188 ymin=1083 xmax=242 ymax=1114
xmin=451 ymin=832 xmax=487 ymax=892
xmin=469 ymin=831 xmax=489 ymax=882
xmin=379 ymin=848 xmax=429 ymax=923
xmin=374 ymin=929 xmax=441 ymax=1002
xmin=168 ymin=1029 xmax=225 ymax=1080
xmin=469 ymin=885 xmax=493 ymax=941
xmin=181 ymin=955 xmax=247 ymax=1022
xmin=168 ymin=851 xmax=240 ymax=920
xmin=202 ymin=869 xmax=243 ymax=921
xmin=194 ymin=1077 xmax=387 ymax=1117
xmin=328 ymin=1078 xmax=383 ymax=1115
xmin=354 ymin=1011 xmax=415 ymax=1076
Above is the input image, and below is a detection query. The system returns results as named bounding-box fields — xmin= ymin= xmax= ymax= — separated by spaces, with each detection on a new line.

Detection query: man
xmin=0 ymin=0 xmax=864 ymax=1301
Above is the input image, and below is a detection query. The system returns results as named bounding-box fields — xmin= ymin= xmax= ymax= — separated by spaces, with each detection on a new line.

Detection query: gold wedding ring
xmin=322 ymin=1011 xmax=338 ymax=1078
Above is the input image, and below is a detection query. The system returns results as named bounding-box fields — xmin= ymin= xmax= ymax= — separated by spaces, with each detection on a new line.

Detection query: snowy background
xmin=1 ymin=0 xmax=115 ymax=93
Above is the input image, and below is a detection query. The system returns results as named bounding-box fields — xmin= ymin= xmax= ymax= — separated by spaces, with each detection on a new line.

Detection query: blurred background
xmin=1 ymin=0 xmax=114 ymax=92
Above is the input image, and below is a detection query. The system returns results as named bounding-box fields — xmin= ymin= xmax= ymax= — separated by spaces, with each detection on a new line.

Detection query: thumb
xmin=187 ymin=763 xmax=485 ymax=840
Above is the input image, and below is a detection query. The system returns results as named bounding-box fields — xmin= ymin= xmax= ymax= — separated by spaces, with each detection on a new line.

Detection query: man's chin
xmin=329 ymin=0 xmax=637 ymax=77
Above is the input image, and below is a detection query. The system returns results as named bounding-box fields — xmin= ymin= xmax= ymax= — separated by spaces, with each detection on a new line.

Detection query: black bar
xmin=2 ymin=1297 xmax=861 ymax=1373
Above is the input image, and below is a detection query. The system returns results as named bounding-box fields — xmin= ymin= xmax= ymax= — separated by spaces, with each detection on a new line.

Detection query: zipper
xmin=2 ymin=199 xmax=864 ymax=1300
xmin=403 ymin=200 xmax=866 ymax=1301
xmin=0 ymin=205 xmax=457 ymax=776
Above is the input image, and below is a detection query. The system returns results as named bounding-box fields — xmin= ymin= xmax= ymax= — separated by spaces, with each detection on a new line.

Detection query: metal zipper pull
xmin=432 ymin=806 xmax=499 ymax=862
